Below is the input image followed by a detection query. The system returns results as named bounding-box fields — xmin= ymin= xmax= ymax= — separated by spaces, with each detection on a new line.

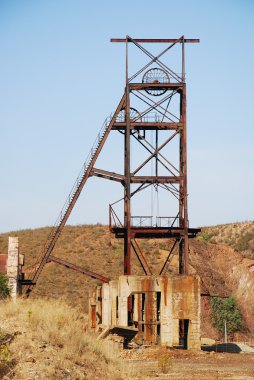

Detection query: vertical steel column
xmin=179 ymin=40 xmax=189 ymax=274
xmin=182 ymin=36 xmax=185 ymax=82
xmin=182 ymin=82 xmax=189 ymax=274
xmin=124 ymin=37 xmax=131 ymax=275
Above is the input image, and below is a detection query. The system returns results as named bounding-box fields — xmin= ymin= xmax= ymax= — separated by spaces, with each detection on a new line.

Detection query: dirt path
xmin=123 ymin=347 xmax=254 ymax=379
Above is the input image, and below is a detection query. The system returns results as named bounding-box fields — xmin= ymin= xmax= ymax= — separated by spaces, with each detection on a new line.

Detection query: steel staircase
xmin=24 ymin=95 xmax=125 ymax=292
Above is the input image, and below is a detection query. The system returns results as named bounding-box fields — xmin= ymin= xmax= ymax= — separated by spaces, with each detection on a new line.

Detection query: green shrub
xmin=0 ymin=274 xmax=10 ymax=299
xmin=210 ymin=296 xmax=243 ymax=335
xmin=0 ymin=344 xmax=10 ymax=363
xmin=197 ymin=233 xmax=211 ymax=242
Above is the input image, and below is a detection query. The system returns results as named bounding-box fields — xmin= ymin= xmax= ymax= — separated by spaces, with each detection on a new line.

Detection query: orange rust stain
xmin=91 ymin=305 xmax=96 ymax=328
xmin=141 ymin=277 xmax=152 ymax=292
xmin=162 ymin=277 xmax=168 ymax=306
xmin=0 ymin=254 xmax=7 ymax=275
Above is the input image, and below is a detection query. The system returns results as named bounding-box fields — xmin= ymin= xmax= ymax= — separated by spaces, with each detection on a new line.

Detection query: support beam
xmin=131 ymin=239 xmax=153 ymax=275
xmin=160 ymin=239 xmax=178 ymax=275
xmin=112 ymin=122 xmax=183 ymax=131
xmin=131 ymin=176 xmax=181 ymax=184
xmin=111 ymin=38 xmax=200 ymax=43
xmin=48 ymin=256 xmax=110 ymax=283
xmin=124 ymin=40 xmax=132 ymax=275
xmin=90 ymin=168 xmax=124 ymax=182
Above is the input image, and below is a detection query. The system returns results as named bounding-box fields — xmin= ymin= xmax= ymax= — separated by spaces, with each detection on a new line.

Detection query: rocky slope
xmin=189 ymin=240 xmax=254 ymax=336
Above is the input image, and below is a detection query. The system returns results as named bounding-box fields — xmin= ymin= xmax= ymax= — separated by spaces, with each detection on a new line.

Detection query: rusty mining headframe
xmin=20 ymin=37 xmax=201 ymax=348
xmin=109 ymin=36 xmax=200 ymax=277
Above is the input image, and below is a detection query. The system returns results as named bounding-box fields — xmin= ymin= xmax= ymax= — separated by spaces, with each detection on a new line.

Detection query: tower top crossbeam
xmin=111 ymin=38 xmax=200 ymax=43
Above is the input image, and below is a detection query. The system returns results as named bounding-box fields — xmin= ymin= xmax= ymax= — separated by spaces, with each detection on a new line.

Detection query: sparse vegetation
xmin=210 ymin=297 xmax=243 ymax=337
xmin=200 ymin=221 xmax=254 ymax=259
xmin=158 ymin=355 xmax=172 ymax=373
xmin=234 ymin=231 xmax=254 ymax=255
xmin=197 ymin=233 xmax=211 ymax=242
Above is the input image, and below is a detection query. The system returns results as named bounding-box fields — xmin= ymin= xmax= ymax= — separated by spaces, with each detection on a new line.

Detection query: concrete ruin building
xmin=89 ymin=275 xmax=201 ymax=349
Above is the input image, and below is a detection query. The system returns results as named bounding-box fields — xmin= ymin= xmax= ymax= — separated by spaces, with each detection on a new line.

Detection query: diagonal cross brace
xmin=126 ymin=35 xmax=183 ymax=83
xmin=132 ymin=130 xmax=180 ymax=175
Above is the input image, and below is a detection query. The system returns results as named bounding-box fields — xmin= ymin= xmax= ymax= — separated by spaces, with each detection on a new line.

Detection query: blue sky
xmin=0 ymin=0 xmax=254 ymax=232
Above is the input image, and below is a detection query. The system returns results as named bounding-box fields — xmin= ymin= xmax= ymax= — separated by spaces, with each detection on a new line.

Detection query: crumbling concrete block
xmin=7 ymin=237 xmax=20 ymax=299
xmin=89 ymin=274 xmax=201 ymax=349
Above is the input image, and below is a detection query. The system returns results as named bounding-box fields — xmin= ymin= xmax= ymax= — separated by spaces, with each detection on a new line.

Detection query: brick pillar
xmin=7 ymin=237 xmax=20 ymax=299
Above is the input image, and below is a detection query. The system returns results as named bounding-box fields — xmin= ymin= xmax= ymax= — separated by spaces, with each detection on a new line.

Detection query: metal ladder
xmin=23 ymin=117 xmax=112 ymax=290
xmin=22 ymin=94 xmax=125 ymax=293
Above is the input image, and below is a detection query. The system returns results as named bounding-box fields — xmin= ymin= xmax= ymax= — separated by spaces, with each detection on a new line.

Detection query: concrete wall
xmin=7 ymin=237 xmax=20 ymax=299
xmin=89 ymin=274 xmax=201 ymax=349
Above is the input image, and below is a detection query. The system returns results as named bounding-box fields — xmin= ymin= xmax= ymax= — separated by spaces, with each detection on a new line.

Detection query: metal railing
xmin=109 ymin=206 xmax=179 ymax=229
xmin=131 ymin=216 xmax=153 ymax=227
xmin=114 ymin=112 xmax=174 ymax=123
xmin=156 ymin=216 xmax=179 ymax=228
xmin=142 ymin=112 xmax=167 ymax=123
xmin=109 ymin=205 xmax=123 ymax=229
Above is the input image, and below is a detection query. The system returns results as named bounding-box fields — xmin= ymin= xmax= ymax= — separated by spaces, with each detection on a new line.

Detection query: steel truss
xmin=22 ymin=36 xmax=200 ymax=294
xmin=108 ymin=36 xmax=200 ymax=275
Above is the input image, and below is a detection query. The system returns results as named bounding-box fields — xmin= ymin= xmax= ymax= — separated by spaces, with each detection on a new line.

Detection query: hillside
xmin=1 ymin=222 xmax=254 ymax=338
xmin=200 ymin=221 xmax=254 ymax=259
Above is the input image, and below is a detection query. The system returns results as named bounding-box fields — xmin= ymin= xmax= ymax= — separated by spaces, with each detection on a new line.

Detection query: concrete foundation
xmin=89 ymin=275 xmax=201 ymax=349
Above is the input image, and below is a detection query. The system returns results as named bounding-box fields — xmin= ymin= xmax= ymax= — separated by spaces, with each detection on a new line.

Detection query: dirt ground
xmin=122 ymin=346 xmax=254 ymax=379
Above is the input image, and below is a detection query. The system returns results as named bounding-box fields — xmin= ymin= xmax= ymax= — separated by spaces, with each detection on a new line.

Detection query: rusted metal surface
xmin=0 ymin=254 xmax=7 ymax=274
xmin=48 ymin=256 xmax=110 ymax=283
xmin=112 ymin=121 xmax=183 ymax=131
xmin=109 ymin=35 xmax=199 ymax=276
xmin=112 ymin=36 xmax=199 ymax=276
xmin=90 ymin=168 xmax=124 ymax=182
xmin=111 ymin=38 xmax=200 ymax=43
xmin=124 ymin=42 xmax=131 ymax=276
xmin=142 ymin=278 xmax=158 ymax=344
xmin=130 ymin=83 xmax=183 ymax=91
xmin=91 ymin=305 xmax=96 ymax=328
xmin=112 ymin=226 xmax=200 ymax=239
xmin=22 ymin=35 xmax=199 ymax=294
xmin=160 ymin=239 xmax=179 ymax=275
xmin=131 ymin=239 xmax=153 ymax=275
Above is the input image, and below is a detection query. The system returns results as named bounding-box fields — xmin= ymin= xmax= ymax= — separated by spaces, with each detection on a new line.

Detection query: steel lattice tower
xmin=22 ymin=36 xmax=200 ymax=293
xmin=109 ymin=36 xmax=200 ymax=276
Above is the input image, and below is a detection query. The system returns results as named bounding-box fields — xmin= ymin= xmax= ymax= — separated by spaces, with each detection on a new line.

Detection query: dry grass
xmin=198 ymin=221 xmax=254 ymax=259
xmin=0 ymin=298 xmax=133 ymax=380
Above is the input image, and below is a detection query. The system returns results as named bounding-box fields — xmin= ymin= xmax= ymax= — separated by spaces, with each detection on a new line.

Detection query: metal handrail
xmin=109 ymin=207 xmax=180 ymax=229
xmin=109 ymin=205 xmax=123 ymax=228
xmin=131 ymin=216 xmax=153 ymax=227
xmin=28 ymin=116 xmax=113 ymax=276
xmin=156 ymin=216 xmax=179 ymax=228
